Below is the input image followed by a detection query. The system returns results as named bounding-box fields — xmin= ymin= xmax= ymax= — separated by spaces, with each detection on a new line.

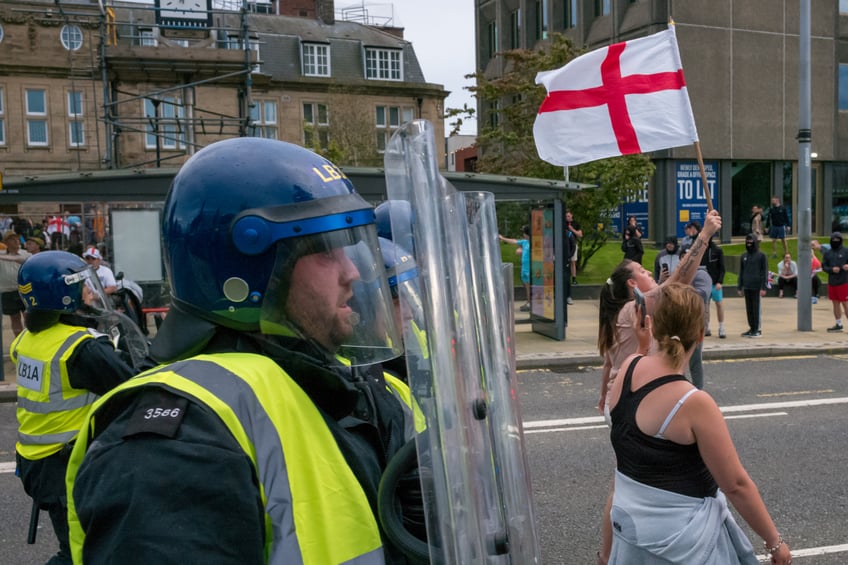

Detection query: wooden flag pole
xmin=693 ymin=141 xmax=714 ymax=212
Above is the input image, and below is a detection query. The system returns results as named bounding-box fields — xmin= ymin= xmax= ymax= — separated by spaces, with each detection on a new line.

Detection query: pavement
xmin=514 ymin=293 xmax=848 ymax=370
xmin=0 ymin=294 xmax=846 ymax=402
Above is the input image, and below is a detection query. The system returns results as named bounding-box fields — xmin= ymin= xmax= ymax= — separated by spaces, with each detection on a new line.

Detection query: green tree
xmin=495 ymin=201 xmax=534 ymax=237
xmin=466 ymin=34 xmax=655 ymax=272
xmin=444 ymin=103 xmax=476 ymax=137
xmin=312 ymin=89 xmax=382 ymax=167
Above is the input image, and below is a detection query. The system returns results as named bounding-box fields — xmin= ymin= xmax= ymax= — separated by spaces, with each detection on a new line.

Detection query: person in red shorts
xmin=822 ymin=232 xmax=848 ymax=332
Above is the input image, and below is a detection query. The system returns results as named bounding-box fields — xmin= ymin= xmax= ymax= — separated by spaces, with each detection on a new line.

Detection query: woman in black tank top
xmin=603 ymin=283 xmax=791 ymax=565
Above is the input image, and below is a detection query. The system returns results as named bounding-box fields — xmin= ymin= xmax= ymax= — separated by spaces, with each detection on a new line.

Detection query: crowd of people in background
xmin=0 ymin=215 xmax=112 ymax=339
xmin=0 ymin=214 xmax=108 ymax=259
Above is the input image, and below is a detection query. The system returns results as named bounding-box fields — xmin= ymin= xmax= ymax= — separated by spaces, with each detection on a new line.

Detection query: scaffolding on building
xmin=337 ymin=2 xmax=396 ymax=27
xmin=20 ymin=0 xmax=259 ymax=170
xmin=217 ymin=0 xmax=273 ymax=13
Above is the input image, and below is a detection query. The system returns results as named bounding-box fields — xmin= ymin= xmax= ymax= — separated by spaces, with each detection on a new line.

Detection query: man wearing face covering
xmin=822 ymin=232 xmax=848 ymax=332
xmin=737 ymin=233 xmax=768 ymax=337
xmin=653 ymin=236 xmax=680 ymax=283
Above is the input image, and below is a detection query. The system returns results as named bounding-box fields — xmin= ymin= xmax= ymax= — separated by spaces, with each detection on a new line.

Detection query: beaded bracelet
xmin=764 ymin=534 xmax=785 ymax=554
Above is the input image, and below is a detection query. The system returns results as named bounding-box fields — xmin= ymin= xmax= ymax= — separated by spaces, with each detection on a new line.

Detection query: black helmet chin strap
xmin=148 ymin=300 xmax=218 ymax=364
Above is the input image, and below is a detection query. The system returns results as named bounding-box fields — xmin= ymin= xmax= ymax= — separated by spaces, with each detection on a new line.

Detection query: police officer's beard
xmin=284 ymin=295 xmax=355 ymax=353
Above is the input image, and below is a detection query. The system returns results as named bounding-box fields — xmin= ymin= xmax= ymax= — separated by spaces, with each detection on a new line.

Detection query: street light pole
xmin=797 ymin=0 xmax=812 ymax=331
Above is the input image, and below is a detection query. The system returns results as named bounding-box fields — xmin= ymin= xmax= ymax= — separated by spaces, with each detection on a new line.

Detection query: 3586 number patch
xmin=124 ymin=389 xmax=189 ymax=439
xmin=144 ymin=406 xmax=181 ymax=420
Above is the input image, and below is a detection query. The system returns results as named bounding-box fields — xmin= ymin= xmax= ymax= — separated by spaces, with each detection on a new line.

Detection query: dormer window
xmin=302 ymin=43 xmax=330 ymax=77
xmin=365 ymin=47 xmax=402 ymax=81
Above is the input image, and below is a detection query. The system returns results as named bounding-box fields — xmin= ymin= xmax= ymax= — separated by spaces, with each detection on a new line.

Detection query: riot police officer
xmin=13 ymin=251 xmax=136 ymax=565
xmin=66 ymin=138 xmax=420 ymax=564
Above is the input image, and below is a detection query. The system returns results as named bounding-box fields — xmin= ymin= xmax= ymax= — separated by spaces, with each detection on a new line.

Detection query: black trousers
xmin=743 ymin=289 xmax=761 ymax=332
xmin=778 ymin=277 xmax=797 ymax=296
xmin=16 ymin=449 xmax=73 ymax=564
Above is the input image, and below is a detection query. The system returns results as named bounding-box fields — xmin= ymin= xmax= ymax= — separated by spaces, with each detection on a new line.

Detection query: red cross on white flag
xmin=533 ymin=25 xmax=698 ymax=167
xmin=47 ymin=216 xmax=70 ymax=236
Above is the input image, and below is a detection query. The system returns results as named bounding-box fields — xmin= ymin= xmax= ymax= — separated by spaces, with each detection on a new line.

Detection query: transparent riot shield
xmin=383 ymin=120 xmax=540 ymax=564
xmin=84 ymin=267 xmax=150 ymax=371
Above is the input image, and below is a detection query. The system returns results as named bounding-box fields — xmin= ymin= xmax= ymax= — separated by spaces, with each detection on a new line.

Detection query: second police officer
xmin=13 ymin=251 xmax=137 ymax=565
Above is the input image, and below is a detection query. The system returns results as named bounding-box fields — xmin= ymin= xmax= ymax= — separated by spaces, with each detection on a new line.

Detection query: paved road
xmin=1 ymin=355 xmax=847 ymax=563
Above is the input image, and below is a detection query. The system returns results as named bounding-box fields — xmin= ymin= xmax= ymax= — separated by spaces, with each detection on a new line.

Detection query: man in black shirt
xmin=737 ymin=234 xmax=768 ymax=337
xmin=767 ymin=196 xmax=790 ymax=258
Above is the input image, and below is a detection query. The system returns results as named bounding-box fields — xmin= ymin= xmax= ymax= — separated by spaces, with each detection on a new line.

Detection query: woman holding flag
xmin=538 ymin=22 xmax=791 ymax=565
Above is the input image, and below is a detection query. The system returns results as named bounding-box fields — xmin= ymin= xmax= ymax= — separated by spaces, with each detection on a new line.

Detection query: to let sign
xmin=675 ymin=161 xmax=718 ymax=237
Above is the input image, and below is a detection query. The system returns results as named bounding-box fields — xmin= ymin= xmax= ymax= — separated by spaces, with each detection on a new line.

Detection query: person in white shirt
xmin=83 ymin=246 xmax=118 ymax=295
xmin=0 ymin=231 xmax=30 ymax=336
xmin=776 ymin=253 xmax=798 ymax=299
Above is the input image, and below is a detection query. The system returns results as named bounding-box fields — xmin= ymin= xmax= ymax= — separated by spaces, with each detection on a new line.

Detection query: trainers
xmin=519 ymin=303 xmax=530 ymax=312
xmin=566 ymin=296 xmax=574 ymax=305
xmin=748 ymin=331 xmax=762 ymax=338
xmin=741 ymin=330 xmax=752 ymax=337
xmin=718 ymin=329 xmax=726 ymax=339
xmin=704 ymin=329 xmax=712 ymax=337
xmin=827 ymin=323 xmax=843 ymax=333
xmin=812 ymin=296 xmax=818 ymax=304
xmin=571 ymin=277 xmax=578 ymax=285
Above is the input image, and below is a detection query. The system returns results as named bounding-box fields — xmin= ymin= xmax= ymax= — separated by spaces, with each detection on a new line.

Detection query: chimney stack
xmin=316 ymin=0 xmax=334 ymax=24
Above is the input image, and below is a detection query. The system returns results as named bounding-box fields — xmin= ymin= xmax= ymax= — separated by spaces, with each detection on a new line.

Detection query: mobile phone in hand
xmin=633 ymin=287 xmax=647 ymax=328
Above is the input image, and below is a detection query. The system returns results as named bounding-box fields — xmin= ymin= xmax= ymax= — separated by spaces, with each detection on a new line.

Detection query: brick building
xmin=0 ymin=0 xmax=448 ymax=176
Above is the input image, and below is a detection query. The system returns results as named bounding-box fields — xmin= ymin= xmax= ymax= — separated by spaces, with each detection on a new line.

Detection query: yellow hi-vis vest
xmin=66 ymin=352 xmax=386 ymax=565
xmin=12 ymin=325 xmax=97 ymax=460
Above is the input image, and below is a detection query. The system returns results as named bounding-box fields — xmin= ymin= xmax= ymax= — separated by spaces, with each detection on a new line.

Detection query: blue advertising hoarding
xmin=675 ymin=161 xmax=718 ymax=237
xmin=617 ymin=184 xmax=649 ymax=240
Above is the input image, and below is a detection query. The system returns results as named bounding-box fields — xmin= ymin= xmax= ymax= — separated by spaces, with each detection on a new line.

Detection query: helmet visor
xmin=260 ymin=225 xmax=402 ymax=366
xmin=78 ymin=266 xmax=114 ymax=313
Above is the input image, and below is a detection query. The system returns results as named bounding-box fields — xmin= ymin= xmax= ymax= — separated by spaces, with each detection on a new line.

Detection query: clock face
xmin=156 ymin=0 xmax=210 ymax=27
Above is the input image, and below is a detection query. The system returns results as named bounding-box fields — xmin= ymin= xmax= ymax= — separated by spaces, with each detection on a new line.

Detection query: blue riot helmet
xmin=379 ymin=237 xmax=427 ymax=364
xmin=379 ymin=237 xmax=418 ymax=298
xmin=158 ymin=137 xmax=401 ymax=366
xmin=18 ymin=251 xmax=107 ymax=314
xmin=375 ymin=200 xmax=415 ymax=255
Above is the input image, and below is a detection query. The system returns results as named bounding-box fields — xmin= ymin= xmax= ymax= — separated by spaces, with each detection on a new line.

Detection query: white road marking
xmin=523 ymin=397 xmax=848 ymax=430
xmin=524 ymin=412 xmax=788 ymax=434
xmin=0 ymin=461 xmax=15 ymax=474
xmin=724 ymin=411 xmax=788 ymax=420
xmin=525 ymin=425 xmax=607 ymax=434
xmin=758 ymin=543 xmax=848 ymax=560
